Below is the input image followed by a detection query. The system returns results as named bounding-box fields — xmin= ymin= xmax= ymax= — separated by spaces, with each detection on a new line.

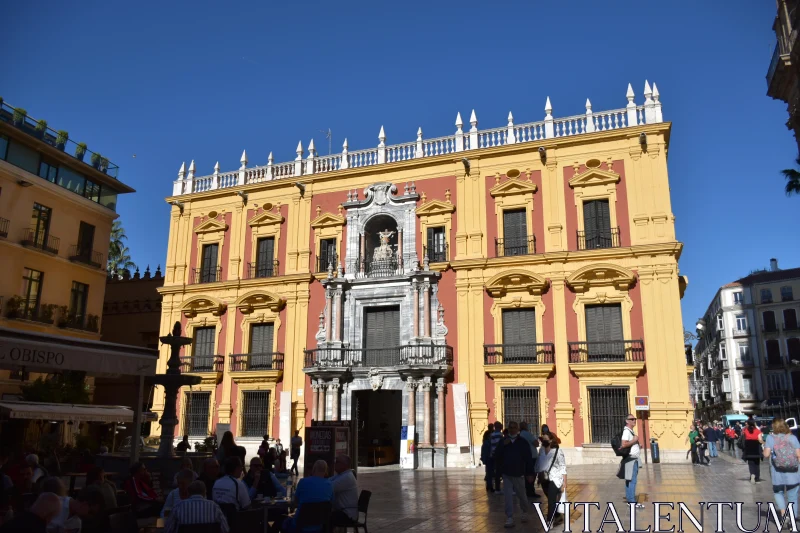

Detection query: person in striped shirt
xmin=166 ymin=481 xmax=229 ymax=533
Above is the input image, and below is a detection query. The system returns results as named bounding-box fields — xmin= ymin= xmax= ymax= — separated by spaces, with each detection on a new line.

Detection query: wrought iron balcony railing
xmin=762 ymin=324 xmax=780 ymax=333
xmin=0 ymin=217 xmax=8 ymax=238
xmin=317 ymin=253 xmax=338 ymax=273
xmin=495 ymin=235 xmax=536 ymax=257
xmin=20 ymin=228 xmax=60 ymax=254
xmin=229 ymin=352 xmax=284 ymax=371
xmin=484 ymin=343 xmax=554 ymax=364
xmin=345 ymin=255 xmax=402 ymax=278
xmin=424 ymin=243 xmax=449 ymax=263
xmin=179 ymin=355 xmax=223 ymax=373
xmin=732 ymin=327 xmax=750 ymax=337
xmin=785 ymin=322 xmax=800 ymax=332
xmin=68 ymin=245 xmax=104 ymax=269
xmin=738 ymin=391 xmax=756 ymax=402
xmin=191 ymin=266 xmax=222 ymax=284
xmin=735 ymin=358 xmax=754 ymax=368
xmin=568 ymin=340 xmax=645 ymax=363
xmin=246 ymin=261 xmax=279 ymax=279
xmin=576 ymin=227 xmax=620 ymax=250
xmin=304 ymin=343 xmax=453 ymax=368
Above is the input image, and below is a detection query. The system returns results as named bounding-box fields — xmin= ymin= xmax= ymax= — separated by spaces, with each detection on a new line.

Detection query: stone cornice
xmin=484 ymin=364 xmax=555 ymax=380
xmin=157 ymin=273 xmax=314 ymax=296
xmin=568 ymin=361 xmax=645 ymax=378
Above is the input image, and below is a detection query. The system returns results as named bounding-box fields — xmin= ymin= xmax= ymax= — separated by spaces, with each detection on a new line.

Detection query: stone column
xmin=397 ymin=230 xmax=403 ymax=269
xmin=311 ymin=382 xmax=319 ymax=421
xmin=317 ymin=381 xmax=327 ymax=422
xmin=359 ymin=233 xmax=366 ymax=273
xmin=406 ymin=378 xmax=417 ymax=429
xmin=423 ymin=281 xmax=431 ymax=338
xmin=334 ymin=289 xmax=342 ymax=342
xmin=412 ymin=282 xmax=420 ymax=338
xmin=330 ymin=379 xmax=340 ymax=421
xmin=435 ymin=378 xmax=446 ymax=447
xmin=325 ymin=289 xmax=333 ymax=342
xmin=420 ymin=378 xmax=432 ymax=446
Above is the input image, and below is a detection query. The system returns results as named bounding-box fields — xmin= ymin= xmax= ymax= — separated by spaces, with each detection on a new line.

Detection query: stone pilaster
xmin=420 ymin=378 xmax=432 ymax=446
xmin=330 ymin=379 xmax=340 ymax=421
xmin=317 ymin=381 xmax=327 ymax=422
xmin=406 ymin=378 xmax=417 ymax=428
xmin=310 ymin=382 xmax=319 ymax=422
xmin=435 ymin=378 xmax=446 ymax=447
xmin=551 ymin=276 xmax=574 ymax=446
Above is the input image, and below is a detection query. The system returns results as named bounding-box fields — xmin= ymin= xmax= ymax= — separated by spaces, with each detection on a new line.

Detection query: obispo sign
xmin=0 ymin=345 xmax=65 ymax=367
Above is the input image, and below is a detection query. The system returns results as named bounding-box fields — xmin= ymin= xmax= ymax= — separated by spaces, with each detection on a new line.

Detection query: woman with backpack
xmin=763 ymin=419 xmax=800 ymax=518
xmin=742 ymin=418 xmax=764 ymax=483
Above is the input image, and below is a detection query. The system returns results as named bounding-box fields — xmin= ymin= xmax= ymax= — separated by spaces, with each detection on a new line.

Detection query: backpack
xmin=611 ymin=428 xmax=631 ymax=457
xmin=772 ymin=435 xmax=799 ymax=471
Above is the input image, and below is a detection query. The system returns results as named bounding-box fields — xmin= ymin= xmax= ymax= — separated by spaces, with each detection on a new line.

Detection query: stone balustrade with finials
xmin=171 ymin=81 xmax=665 ymax=196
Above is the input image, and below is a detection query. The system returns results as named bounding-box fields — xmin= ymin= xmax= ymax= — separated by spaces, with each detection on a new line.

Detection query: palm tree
xmin=107 ymin=220 xmax=137 ymax=278
xmin=781 ymin=157 xmax=800 ymax=196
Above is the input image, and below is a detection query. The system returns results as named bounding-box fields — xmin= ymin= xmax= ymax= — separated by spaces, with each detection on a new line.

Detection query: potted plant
xmin=56 ymin=305 xmax=69 ymax=327
xmin=55 ymin=130 xmax=69 ymax=151
xmin=75 ymin=142 xmax=87 ymax=162
xmin=90 ymin=152 xmax=101 ymax=169
xmin=12 ymin=107 xmax=26 ymax=127
xmin=5 ymin=296 xmax=23 ymax=319
xmin=35 ymin=119 xmax=47 ymax=139
xmin=39 ymin=304 xmax=55 ymax=324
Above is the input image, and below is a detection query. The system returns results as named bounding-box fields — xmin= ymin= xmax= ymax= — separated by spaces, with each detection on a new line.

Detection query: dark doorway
xmin=352 ymin=390 xmax=402 ymax=467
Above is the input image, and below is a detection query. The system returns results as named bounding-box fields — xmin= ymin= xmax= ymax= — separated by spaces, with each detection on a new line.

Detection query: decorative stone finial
xmin=445 ymin=189 xmax=451 ymax=202
xmin=378 ymin=126 xmax=386 ymax=146
xmin=455 ymin=112 xmax=463 ymax=133
xmin=144 ymin=265 xmax=151 ymax=279
xmin=133 ymin=267 xmax=140 ymax=280
xmin=585 ymin=98 xmax=592 ymax=111
xmin=296 ymin=141 xmax=304 ymax=156
xmin=316 ymin=205 xmax=321 ymax=216
xmin=213 ymin=161 xmax=220 ymax=175
xmin=343 ymin=138 xmax=349 ymax=150
xmin=470 ymin=109 xmax=478 ymax=130
xmin=545 ymin=97 xmax=552 ymax=115
xmin=240 ymin=150 xmax=248 ymax=169
xmin=188 ymin=160 xmax=196 ymax=179
xmin=652 ymin=82 xmax=660 ymax=102
xmin=626 ymin=83 xmax=635 ymax=103
xmin=644 ymin=80 xmax=652 ymax=100
xmin=156 ymin=265 xmax=162 ymax=278
xmin=410 ymin=181 xmax=416 ymax=194
xmin=308 ymin=138 xmax=316 ymax=153
xmin=420 ymin=191 xmax=427 ymax=202
xmin=416 ymin=127 xmax=423 ymax=141
xmin=346 ymin=190 xmax=352 ymax=202
xmin=268 ymin=151 xmax=274 ymax=164
xmin=507 ymin=111 xmax=514 ymax=126
xmin=404 ymin=183 xmax=409 ymax=195
xmin=178 ymin=162 xmax=186 ymax=179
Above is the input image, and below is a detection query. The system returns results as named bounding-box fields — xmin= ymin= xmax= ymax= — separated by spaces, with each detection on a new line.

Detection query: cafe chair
xmin=346 ymin=490 xmax=372 ymax=533
xmin=178 ymin=524 xmax=222 ymax=533
xmin=295 ymin=501 xmax=332 ymax=531
xmin=109 ymin=511 xmax=140 ymax=533
xmin=233 ymin=508 xmax=263 ymax=533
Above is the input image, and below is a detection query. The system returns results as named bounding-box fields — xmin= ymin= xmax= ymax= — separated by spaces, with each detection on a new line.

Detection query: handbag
xmin=556 ymin=489 xmax=567 ymax=514
xmin=541 ymin=449 xmax=559 ymax=483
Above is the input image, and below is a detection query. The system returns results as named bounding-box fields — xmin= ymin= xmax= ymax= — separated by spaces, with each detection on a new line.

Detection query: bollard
xmin=650 ymin=438 xmax=660 ymax=463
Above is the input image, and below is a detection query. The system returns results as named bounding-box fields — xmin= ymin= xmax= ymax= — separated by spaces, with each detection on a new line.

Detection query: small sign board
xmin=634 ymin=396 xmax=649 ymax=411
xmin=304 ymin=424 xmax=351 ymax=477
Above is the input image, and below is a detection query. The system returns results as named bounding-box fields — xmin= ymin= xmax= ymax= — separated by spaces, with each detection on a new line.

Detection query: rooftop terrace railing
xmin=172 ymin=80 xmax=665 ymax=196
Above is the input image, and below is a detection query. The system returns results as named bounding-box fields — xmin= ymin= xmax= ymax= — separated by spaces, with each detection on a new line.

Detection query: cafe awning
xmin=0 ymin=401 xmax=134 ymax=423
xmin=0 ymin=326 xmax=158 ymax=377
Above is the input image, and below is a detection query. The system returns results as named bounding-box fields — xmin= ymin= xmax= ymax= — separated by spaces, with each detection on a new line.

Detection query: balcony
xmin=246 ymin=261 xmax=279 ymax=279
xmin=785 ymin=322 xmax=800 ymax=332
xmin=345 ymin=256 xmax=403 ymax=279
xmin=304 ymin=343 xmax=453 ymax=369
xmin=576 ymin=228 xmax=620 ymax=250
xmin=732 ymin=327 xmax=750 ymax=337
xmin=735 ymin=358 xmax=754 ymax=368
xmin=484 ymin=343 xmax=555 ymax=365
xmin=230 ymin=352 xmax=284 ymax=371
xmin=10 ymin=304 xmax=55 ymax=325
xmin=68 ymin=245 xmax=103 ymax=269
xmin=495 ymin=235 xmax=536 ymax=257
xmin=179 ymin=355 xmax=223 ymax=373
xmin=191 ymin=266 xmax=222 ymax=284
xmin=62 ymin=314 xmax=100 ymax=333
xmin=317 ymin=253 xmax=338 ymax=273
xmin=762 ymin=324 xmax=781 ymax=334
xmin=0 ymin=217 xmax=8 ymax=238
xmin=767 ymin=40 xmax=795 ymax=102
xmin=20 ymin=228 xmax=59 ymax=254
xmin=568 ymin=340 xmax=644 ymax=363
xmin=424 ymin=243 xmax=449 ymax=264
xmin=738 ymin=391 xmax=756 ymax=402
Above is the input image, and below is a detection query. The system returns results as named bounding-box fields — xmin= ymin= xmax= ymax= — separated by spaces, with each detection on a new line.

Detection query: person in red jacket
xmin=123 ymin=462 xmax=162 ymax=518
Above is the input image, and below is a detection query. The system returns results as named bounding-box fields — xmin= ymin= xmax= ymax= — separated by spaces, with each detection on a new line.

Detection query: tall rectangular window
xmin=761 ymin=289 xmax=773 ymax=304
xmin=785 ymin=309 xmax=798 ymax=330
xmin=763 ymin=311 xmax=777 ymax=332
xmin=250 ymin=323 xmax=275 ymax=353
xmin=30 ymin=203 xmax=52 ymax=248
xmin=782 ymin=286 xmax=794 ymax=302
xmin=21 ymin=268 xmax=44 ymax=318
xmin=256 ymin=237 xmax=275 ymax=277
xmin=318 ymin=238 xmax=336 ymax=272
xmin=426 ymin=227 xmax=447 ymax=262
xmin=502 ymin=388 xmax=540 ymax=432
xmin=722 ymin=373 xmax=731 ymax=393
xmin=581 ymin=199 xmax=614 ymax=249
xmin=738 ymin=344 xmax=750 ymax=361
xmin=69 ymin=282 xmax=89 ymax=323
xmin=720 ymin=343 xmax=727 ymax=360
xmin=717 ymin=316 xmax=724 ymax=330
xmin=76 ymin=221 xmax=95 ymax=259
xmin=193 ymin=326 xmax=216 ymax=371
xmin=735 ymin=315 xmax=747 ymax=331
xmin=587 ymin=387 xmax=629 ymax=443
xmin=84 ymin=180 xmax=101 ymax=203
xmin=767 ymin=339 xmax=782 ymax=366
xmin=733 ymin=292 xmax=744 ymax=304
xmin=0 ymin=134 xmax=8 ymax=160
xmin=501 ymin=309 xmax=536 ymax=363
xmin=183 ymin=391 xmax=210 ymax=437
xmin=38 ymin=160 xmax=59 ymax=183
xmin=501 ymin=209 xmax=529 ymax=256
xmin=584 ymin=304 xmax=624 ymax=361
xmin=241 ymin=391 xmax=270 ymax=437
xmin=200 ymin=243 xmax=219 ymax=283
xmin=742 ymin=376 xmax=753 ymax=394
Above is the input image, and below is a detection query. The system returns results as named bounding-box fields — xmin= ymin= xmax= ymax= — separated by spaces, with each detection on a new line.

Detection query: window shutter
xmin=597 ymin=199 xmax=611 ymax=231
xmin=785 ymin=309 xmax=798 ymax=330
xmin=427 ymin=227 xmax=435 ymax=251
xmin=764 ymin=311 xmax=777 ymax=331
xmin=788 ymin=339 xmax=800 ymax=360
xmin=194 ymin=327 xmax=215 ymax=357
xmin=203 ymin=244 xmax=218 ymax=273
xmin=258 ymin=238 xmax=275 ymax=270
xmin=585 ymin=306 xmax=603 ymax=343
xmin=605 ymin=305 xmax=624 ymax=341
xmin=583 ymin=201 xmax=598 ymax=238
xmin=502 ymin=309 xmax=536 ymax=344
xmin=251 ymin=323 xmax=274 ymax=353
xmin=503 ymin=209 xmax=527 ymax=255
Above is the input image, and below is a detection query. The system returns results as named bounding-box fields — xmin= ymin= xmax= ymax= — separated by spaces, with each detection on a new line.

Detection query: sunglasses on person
xmin=626 ymin=417 xmax=636 ymax=421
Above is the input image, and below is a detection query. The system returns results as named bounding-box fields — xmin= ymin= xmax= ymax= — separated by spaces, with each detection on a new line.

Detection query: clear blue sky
xmin=3 ymin=2 xmax=798 ymax=334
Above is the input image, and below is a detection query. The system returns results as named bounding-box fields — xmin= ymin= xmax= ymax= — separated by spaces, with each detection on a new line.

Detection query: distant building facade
xmin=767 ymin=0 xmax=800 ymax=151
xmin=101 ymin=266 xmax=164 ymax=349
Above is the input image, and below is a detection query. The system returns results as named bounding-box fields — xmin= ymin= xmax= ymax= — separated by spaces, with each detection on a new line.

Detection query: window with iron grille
xmin=183 ymin=391 xmax=210 ymax=437
xmin=502 ymin=388 xmax=540 ymax=432
xmin=587 ymin=387 xmax=629 ymax=444
xmin=241 ymin=391 xmax=270 ymax=437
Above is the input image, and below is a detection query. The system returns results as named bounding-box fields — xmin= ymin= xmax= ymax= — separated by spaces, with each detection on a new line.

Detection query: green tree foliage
xmin=107 ymin=220 xmax=137 ymax=278
xmin=781 ymin=157 xmax=800 ymax=196
xmin=21 ymin=371 xmax=90 ymax=404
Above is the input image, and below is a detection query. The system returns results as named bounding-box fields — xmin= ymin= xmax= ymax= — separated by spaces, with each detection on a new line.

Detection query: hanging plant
xmin=12 ymin=107 xmax=26 ymax=127
xmin=75 ymin=142 xmax=87 ymax=161
xmin=56 ymin=130 xmax=69 ymax=151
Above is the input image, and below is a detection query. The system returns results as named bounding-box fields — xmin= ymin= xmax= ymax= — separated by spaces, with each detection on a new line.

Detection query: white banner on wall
xmin=452 ymin=383 xmax=470 ymax=449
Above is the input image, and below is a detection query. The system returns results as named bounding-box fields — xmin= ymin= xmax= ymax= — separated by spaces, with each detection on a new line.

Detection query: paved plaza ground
xmin=354 ymin=450 xmax=780 ymax=532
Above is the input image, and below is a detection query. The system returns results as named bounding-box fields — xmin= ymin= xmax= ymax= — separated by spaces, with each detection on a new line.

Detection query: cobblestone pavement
xmin=354 ymin=449 xmax=779 ymax=532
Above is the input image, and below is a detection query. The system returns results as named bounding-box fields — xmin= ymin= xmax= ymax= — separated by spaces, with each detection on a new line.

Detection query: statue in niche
xmin=372 ymin=229 xmax=395 ymax=261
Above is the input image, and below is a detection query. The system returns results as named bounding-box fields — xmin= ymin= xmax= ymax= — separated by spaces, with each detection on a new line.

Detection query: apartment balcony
xmin=568 ymin=340 xmax=645 ymax=363
xmin=245 ymin=261 xmax=279 ymax=279
xmin=20 ymin=229 xmax=59 ymax=255
xmin=576 ymin=228 xmax=620 ymax=251
xmin=317 ymin=253 xmax=338 ymax=273
xmin=0 ymin=217 xmax=8 ymax=238
xmin=304 ymin=343 xmax=453 ymax=369
xmin=483 ymin=343 xmax=555 ymax=365
xmin=179 ymin=355 xmax=223 ymax=373
xmin=767 ymin=40 xmax=795 ymax=103
xmin=732 ymin=327 xmax=750 ymax=337
xmin=495 ymin=235 xmax=536 ymax=257
xmin=735 ymin=358 xmax=754 ymax=368
xmin=229 ymin=352 xmax=284 ymax=372
xmin=191 ymin=266 xmax=222 ymax=284
xmin=424 ymin=243 xmax=449 ymax=264
xmin=738 ymin=391 xmax=757 ymax=402
xmin=68 ymin=246 xmax=104 ymax=269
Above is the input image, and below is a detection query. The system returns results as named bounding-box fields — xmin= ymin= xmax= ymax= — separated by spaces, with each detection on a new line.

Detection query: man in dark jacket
xmin=493 ymin=421 xmax=536 ymax=528
xmin=0 ymin=492 xmax=61 ymax=533
xmin=703 ymin=423 xmax=718 ymax=458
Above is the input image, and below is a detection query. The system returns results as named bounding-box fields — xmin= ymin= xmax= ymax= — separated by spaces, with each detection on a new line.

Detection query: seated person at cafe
xmin=171 ymin=457 xmax=198 ymax=487
xmin=243 ymin=457 xmax=286 ymax=500
xmin=198 ymin=459 xmax=221 ymax=500
xmin=122 ymin=462 xmax=162 ymax=517
xmin=41 ymin=477 xmax=102 ymax=533
xmin=281 ymin=460 xmax=333 ymax=533
xmin=161 ymin=469 xmax=194 ymax=518
xmin=0 ymin=492 xmax=61 ymax=533
xmin=165 ymin=481 xmax=229 ymax=533
xmin=80 ymin=467 xmax=117 ymax=511
xmin=329 ymin=455 xmax=358 ymax=526
xmin=212 ymin=457 xmax=251 ymax=512
xmin=9 ymin=466 xmax=34 ymax=514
